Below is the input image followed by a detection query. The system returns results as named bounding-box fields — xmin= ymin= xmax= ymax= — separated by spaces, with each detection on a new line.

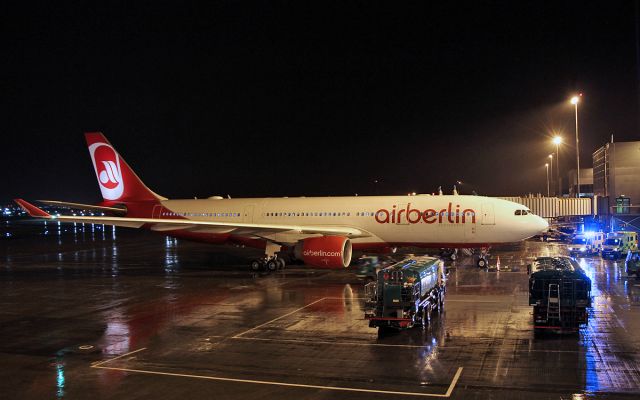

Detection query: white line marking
xmin=444 ymin=367 xmax=463 ymax=397
xmin=233 ymin=336 xmax=461 ymax=349
xmin=232 ymin=297 xmax=328 ymax=338
xmin=91 ymin=347 xmax=147 ymax=367
xmin=91 ymin=364 xmax=463 ymax=397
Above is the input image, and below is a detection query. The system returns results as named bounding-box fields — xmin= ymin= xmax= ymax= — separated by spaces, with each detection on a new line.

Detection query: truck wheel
xmin=477 ymin=258 xmax=487 ymax=268
xmin=249 ymin=259 xmax=263 ymax=272
xmin=450 ymin=252 xmax=457 ymax=261
xmin=266 ymin=260 xmax=278 ymax=272
xmin=416 ymin=306 xmax=424 ymax=327
xmin=276 ymin=258 xmax=286 ymax=270
xmin=421 ymin=308 xmax=430 ymax=327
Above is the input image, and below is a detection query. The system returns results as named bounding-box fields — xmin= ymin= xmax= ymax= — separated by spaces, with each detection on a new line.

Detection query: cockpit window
xmin=515 ymin=209 xmax=529 ymax=216
xmin=515 ymin=210 xmax=521 ymax=215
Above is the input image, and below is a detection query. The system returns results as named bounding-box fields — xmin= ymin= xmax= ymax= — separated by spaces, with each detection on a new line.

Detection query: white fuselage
xmin=152 ymin=195 xmax=548 ymax=249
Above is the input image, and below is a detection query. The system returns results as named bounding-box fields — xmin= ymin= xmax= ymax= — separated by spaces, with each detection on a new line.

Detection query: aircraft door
xmin=152 ymin=205 xmax=162 ymax=219
xmin=243 ymin=205 xmax=254 ymax=223
xmin=481 ymin=203 xmax=495 ymax=225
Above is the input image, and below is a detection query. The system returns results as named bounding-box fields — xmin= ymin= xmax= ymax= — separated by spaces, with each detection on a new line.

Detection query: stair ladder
xmin=547 ymin=283 xmax=561 ymax=322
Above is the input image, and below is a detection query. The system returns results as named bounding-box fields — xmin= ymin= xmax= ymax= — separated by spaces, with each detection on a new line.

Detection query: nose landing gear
xmin=476 ymin=247 xmax=490 ymax=268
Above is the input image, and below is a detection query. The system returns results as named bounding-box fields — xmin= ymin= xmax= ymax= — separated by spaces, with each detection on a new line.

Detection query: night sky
xmin=3 ymin=2 xmax=639 ymax=203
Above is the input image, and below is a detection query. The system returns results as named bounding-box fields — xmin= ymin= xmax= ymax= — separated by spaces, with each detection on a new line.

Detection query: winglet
xmin=14 ymin=199 xmax=52 ymax=218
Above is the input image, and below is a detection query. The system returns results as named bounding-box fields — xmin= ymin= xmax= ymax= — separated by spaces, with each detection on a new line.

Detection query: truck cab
xmin=601 ymin=231 xmax=638 ymax=259
xmin=353 ymin=255 xmax=395 ymax=280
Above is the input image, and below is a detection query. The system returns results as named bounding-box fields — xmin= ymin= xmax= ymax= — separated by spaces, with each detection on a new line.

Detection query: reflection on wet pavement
xmin=1 ymin=220 xmax=639 ymax=399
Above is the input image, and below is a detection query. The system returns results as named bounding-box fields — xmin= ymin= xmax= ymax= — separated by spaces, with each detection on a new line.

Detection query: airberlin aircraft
xmin=15 ymin=132 xmax=548 ymax=271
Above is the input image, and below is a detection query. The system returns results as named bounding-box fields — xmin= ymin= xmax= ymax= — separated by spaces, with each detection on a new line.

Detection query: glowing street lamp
xmin=545 ymin=163 xmax=550 ymax=197
xmin=570 ymin=94 xmax=582 ymax=197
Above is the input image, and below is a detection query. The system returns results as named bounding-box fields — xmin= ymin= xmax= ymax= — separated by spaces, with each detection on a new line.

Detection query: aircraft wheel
xmin=249 ymin=259 xmax=264 ymax=272
xmin=266 ymin=259 xmax=278 ymax=272
xmin=276 ymin=258 xmax=286 ymax=270
xmin=477 ymin=258 xmax=488 ymax=268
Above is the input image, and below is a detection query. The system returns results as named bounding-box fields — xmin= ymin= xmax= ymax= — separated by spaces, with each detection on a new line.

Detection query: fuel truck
xmin=364 ymin=256 xmax=446 ymax=331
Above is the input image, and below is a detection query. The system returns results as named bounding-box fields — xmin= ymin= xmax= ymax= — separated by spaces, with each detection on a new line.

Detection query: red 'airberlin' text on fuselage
xmin=375 ymin=203 xmax=476 ymax=224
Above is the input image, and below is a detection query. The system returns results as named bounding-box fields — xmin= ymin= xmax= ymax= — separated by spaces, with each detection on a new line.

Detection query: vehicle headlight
xmin=580 ymin=247 xmax=586 ymax=251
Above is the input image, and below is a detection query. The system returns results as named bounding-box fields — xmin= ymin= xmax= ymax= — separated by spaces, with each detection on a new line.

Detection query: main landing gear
xmin=249 ymin=242 xmax=285 ymax=273
xmin=476 ymin=247 xmax=490 ymax=268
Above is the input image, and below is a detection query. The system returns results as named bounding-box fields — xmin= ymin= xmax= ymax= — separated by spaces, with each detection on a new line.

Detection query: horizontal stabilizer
xmin=14 ymin=199 xmax=52 ymax=218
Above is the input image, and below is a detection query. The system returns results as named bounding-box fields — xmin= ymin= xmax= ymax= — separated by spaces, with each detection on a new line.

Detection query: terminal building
xmin=592 ymin=141 xmax=640 ymax=230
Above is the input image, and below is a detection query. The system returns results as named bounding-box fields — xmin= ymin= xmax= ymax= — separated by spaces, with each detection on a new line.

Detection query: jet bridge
xmin=497 ymin=196 xmax=593 ymax=219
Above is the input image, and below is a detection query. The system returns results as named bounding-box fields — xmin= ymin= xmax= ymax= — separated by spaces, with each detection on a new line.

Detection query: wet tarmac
xmin=1 ymin=219 xmax=640 ymax=399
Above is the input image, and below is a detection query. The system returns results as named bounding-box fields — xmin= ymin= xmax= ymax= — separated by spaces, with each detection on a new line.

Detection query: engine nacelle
xmin=294 ymin=236 xmax=352 ymax=269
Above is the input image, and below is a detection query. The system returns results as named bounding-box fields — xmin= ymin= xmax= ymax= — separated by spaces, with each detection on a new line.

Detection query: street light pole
xmin=571 ymin=95 xmax=581 ymax=198
xmin=545 ymin=163 xmax=550 ymax=197
xmin=548 ymin=154 xmax=553 ymax=196
xmin=552 ymin=136 xmax=562 ymax=196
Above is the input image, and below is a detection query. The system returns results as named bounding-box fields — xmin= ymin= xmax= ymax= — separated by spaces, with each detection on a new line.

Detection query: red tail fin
xmin=85 ymin=132 xmax=165 ymax=203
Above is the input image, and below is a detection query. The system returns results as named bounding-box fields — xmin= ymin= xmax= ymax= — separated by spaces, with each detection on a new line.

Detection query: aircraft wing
xmin=14 ymin=199 xmax=370 ymax=239
xmin=36 ymin=200 xmax=127 ymax=216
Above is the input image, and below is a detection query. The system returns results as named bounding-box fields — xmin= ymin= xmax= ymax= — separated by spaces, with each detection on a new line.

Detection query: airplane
xmin=15 ymin=132 xmax=548 ymax=271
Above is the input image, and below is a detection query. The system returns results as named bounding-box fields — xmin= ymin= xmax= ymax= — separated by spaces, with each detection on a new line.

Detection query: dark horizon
xmin=3 ymin=2 xmax=639 ymax=204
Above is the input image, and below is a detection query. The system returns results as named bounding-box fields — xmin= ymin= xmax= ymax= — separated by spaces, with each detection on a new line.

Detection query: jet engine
xmin=294 ymin=236 xmax=352 ymax=269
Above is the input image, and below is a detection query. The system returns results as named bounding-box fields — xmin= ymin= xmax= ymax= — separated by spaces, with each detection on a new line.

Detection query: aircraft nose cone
xmin=537 ymin=216 xmax=549 ymax=233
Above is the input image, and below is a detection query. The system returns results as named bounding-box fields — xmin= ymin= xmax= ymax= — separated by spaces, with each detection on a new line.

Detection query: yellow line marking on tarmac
xmin=91 ymin=347 xmax=147 ymax=367
xmin=91 ymin=361 xmax=464 ymax=397
xmin=232 ymin=297 xmax=328 ymax=338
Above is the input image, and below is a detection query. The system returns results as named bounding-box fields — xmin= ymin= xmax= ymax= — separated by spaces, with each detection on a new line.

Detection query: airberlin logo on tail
xmin=98 ymin=161 xmax=120 ymax=188
xmin=375 ymin=203 xmax=477 ymax=224
xmin=88 ymin=142 xmax=124 ymax=200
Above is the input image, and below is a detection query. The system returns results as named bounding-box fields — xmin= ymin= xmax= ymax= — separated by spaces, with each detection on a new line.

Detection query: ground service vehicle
xmin=567 ymin=233 xmax=602 ymax=256
xmin=354 ymin=255 xmax=395 ymax=280
xmin=364 ymin=256 xmax=445 ymax=331
xmin=528 ymin=256 xmax=591 ymax=332
xmin=626 ymin=250 xmax=640 ymax=278
xmin=601 ymin=231 xmax=638 ymax=259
